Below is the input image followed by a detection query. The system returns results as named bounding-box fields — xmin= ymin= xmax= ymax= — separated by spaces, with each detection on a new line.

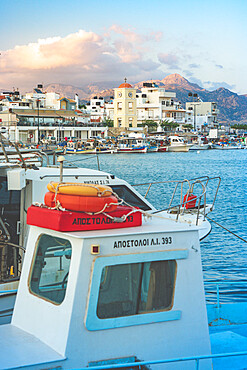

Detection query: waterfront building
xmin=86 ymin=96 xmax=107 ymax=123
xmin=0 ymin=108 xmax=107 ymax=143
xmin=113 ymin=80 xmax=137 ymax=128
xmin=0 ymin=90 xmax=32 ymax=111
xmin=59 ymin=97 xmax=76 ymax=110
xmin=185 ymin=101 xmax=219 ymax=132
xmin=25 ymin=85 xmax=46 ymax=108
xmin=45 ymin=92 xmax=61 ymax=109
xmin=136 ymin=82 xmax=186 ymax=126
xmin=105 ymin=101 xmax=114 ymax=121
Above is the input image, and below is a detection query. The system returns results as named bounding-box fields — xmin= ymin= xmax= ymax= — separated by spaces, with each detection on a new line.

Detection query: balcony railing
xmin=16 ymin=122 xmax=105 ymax=128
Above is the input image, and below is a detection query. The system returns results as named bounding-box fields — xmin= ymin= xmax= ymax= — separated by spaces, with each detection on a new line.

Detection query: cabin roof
xmin=25 ymin=166 xmax=113 ymax=180
xmin=62 ymin=214 xmax=199 ymax=239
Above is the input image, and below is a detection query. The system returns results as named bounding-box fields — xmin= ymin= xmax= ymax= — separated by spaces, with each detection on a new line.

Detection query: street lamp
xmin=36 ymin=99 xmax=40 ymax=144
xmin=188 ymin=93 xmax=198 ymax=131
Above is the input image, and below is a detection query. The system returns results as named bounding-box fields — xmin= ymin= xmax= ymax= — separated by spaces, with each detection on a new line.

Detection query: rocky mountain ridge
xmin=44 ymin=74 xmax=247 ymax=123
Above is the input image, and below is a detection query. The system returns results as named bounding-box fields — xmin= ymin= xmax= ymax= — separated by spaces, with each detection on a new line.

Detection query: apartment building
xmin=86 ymin=96 xmax=108 ymax=123
xmin=136 ymin=82 xmax=186 ymax=124
xmin=185 ymin=101 xmax=219 ymax=132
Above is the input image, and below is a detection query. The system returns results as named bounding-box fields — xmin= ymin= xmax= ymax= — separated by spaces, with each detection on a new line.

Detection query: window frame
xmin=86 ymin=249 xmax=188 ymax=331
xmin=28 ymin=233 xmax=72 ymax=305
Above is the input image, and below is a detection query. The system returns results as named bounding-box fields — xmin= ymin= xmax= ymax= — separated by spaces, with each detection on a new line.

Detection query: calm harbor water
xmin=65 ymin=149 xmax=247 ymax=302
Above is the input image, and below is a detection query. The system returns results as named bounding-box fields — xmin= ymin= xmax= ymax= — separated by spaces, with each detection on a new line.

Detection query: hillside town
xmin=0 ymin=80 xmax=246 ymax=150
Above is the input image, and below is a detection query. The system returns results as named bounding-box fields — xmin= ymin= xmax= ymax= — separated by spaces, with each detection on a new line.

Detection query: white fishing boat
xmin=0 ymin=172 xmax=246 ymax=369
xmin=211 ymin=143 xmax=242 ymax=150
xmin=0 ymin=139 xmax=217 ymax=324
xmin=190 ymin=137 xmax=211 ymax=151
xmin=168 ymin=136 xmax=192 ymax=152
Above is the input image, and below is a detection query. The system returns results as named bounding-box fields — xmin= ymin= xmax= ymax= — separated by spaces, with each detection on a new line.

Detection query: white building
xmin=136 ymin=83 xmax=186 ymax=125
xmin=0 ymin=108 xmax=107 ymax=143
xmin=45 ymin=92 xmax=61 ymax=109
xmin=185 ymin=101 xmax=219 ymax=132
xmin=87 ymin=96 xmax=107 ymax=123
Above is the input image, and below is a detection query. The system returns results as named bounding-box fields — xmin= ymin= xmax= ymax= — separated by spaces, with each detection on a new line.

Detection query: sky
xmin=0 ymin=0 xmax=246 ymax=94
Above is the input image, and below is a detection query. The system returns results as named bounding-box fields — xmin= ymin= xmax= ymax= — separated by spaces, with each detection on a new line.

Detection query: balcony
xmin=16 ymin=122 xmax=103 ymax=128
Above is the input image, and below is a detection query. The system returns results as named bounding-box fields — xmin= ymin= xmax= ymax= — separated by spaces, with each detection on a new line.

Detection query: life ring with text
xmin=47 ymin=181 xmax=113 ymax=197
xmin=44 ymin=192 xmax=118 ymax=213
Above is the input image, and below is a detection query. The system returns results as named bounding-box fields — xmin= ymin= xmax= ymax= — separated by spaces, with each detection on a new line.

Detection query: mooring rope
xmin=206 ymin=215 xmax=247 ymax=243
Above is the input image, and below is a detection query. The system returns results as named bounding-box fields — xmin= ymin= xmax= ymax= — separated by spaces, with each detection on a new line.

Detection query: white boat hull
xmin=190 ymin=144 xmax=211 ymax=150
xmin=168 ymin=145 xmax=191 ymax=152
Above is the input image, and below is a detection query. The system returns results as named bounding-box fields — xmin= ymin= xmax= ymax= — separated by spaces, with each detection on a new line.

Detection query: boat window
xmin=110 ymin=185 xmax=152 ymax=211
xmin=29 ymin=234 xmax=72 ymax=305
xmin=97 ymin=260 xmax=176 ymax=319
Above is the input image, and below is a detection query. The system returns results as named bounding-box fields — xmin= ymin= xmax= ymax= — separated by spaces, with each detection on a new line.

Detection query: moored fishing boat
xmin=189 ymin=136 xmax=211 ymax=150
xmin=146 ymin=139 xmax=159 ymax=152
xmin=64 ymin=140 xmax=96 ymax=154
xmin=116 ymin=136 xmax=147 ymax=153
xmin=0 ymin=139 xmax=218 ymax=325
xmin=148 ymin=136 xmax=169 ymax=152
xmin=0 ymin=176 xmax=246 ymax=369
xmin=168 ymin=136 xmax=192 ymax=152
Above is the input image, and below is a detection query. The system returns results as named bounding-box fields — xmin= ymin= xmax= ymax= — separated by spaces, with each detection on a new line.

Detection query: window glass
xmin=110 ymin=185 xmax=152 ymax=211
xmin=97 ymin=260 xmax=176 ymax=319
xmin=29 ymin=234 xmax=72 ymax=304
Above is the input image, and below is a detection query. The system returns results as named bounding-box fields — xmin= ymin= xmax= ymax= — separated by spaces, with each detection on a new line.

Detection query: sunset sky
xmin=1 ymin=0 xmax=246 ymax=94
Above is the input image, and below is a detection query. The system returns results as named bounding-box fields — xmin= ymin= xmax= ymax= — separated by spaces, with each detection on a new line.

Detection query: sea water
xmin=65 ymin=149 xmax=247 ymax=302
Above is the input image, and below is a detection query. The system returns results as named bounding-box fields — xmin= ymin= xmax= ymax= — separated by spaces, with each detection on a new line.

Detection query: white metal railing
xmin=204 ymin=280 xmax=247 ymax=306
xmin=133 ymin=176 xmax=221 ymax=225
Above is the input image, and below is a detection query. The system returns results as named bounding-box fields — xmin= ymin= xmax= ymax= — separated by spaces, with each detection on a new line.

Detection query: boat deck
xmin=210 ymin=323 xmax=247 ymax=369
xmin=0 ymin=325 xmax=65 ymax=369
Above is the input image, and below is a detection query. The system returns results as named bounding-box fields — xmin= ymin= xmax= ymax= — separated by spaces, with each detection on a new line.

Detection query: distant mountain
xmin=44 ymin=74 xmax=247 ymax=123
xmin=162 ymin=73 xmax=205 ymax=91
xmin=45 ymin=83 xmax=89 ymax=100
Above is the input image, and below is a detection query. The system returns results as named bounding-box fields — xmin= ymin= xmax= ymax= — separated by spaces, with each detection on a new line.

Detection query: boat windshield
xmin=29 ymin=234 xmax=72 ymax=305
xmin=111 ymin=185 xmax=152 ymax=211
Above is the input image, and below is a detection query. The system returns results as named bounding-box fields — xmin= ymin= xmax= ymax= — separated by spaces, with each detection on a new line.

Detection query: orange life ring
xmin=47 ymin=182 xmax=113 ymax=197
xmin=44 ymin=192 xmax=118 ymax=213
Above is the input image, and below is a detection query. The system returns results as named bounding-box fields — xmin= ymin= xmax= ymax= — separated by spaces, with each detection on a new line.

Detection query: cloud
xmin=109 ymin=25 xmax=162 ymax=44
xmin=158 ymin=53 xmax=179 ymax=68
xmin=204 ymin=81 xmax=235 ymax=91
xmin=188 ymin=63 xmax=200 ymax=69
xmin=0 ymin=28 xmax=164 ymax=91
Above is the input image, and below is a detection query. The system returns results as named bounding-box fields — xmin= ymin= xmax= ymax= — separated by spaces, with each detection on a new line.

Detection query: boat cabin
xmin=0 ymin=204 xmax=212 ymax=369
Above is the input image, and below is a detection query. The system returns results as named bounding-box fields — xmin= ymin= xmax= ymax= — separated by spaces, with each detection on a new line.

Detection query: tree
xmin=103 ymin=119 xmax=113 ymax=127
xmin=161 ymin=120 xmax=179 ymax=132
xmin=140 ymin=120 xmax=158 ymax=132
xmin=231 ymin=124 xmax=247 ymax=130
xmin=182 ymin=124 xmax=193 ymax=131
xmin=79 ymin=104 xmax=87 ymax=110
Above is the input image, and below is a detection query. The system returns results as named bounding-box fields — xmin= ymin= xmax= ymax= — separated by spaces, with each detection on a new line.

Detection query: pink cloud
xmin=0 ymin=27 xmax=162 ymax=91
